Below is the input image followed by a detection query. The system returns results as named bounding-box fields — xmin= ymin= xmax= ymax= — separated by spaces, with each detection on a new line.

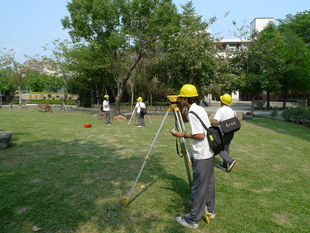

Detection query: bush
xmin=282 ymin=107 xmax=310 ymax=126
xmin=270 ymin=108 xmax=279 ymax=119
xmin=12 ymin=99 xmax=77 ymax=105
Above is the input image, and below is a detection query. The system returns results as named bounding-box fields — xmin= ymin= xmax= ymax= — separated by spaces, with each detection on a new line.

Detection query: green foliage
xmin=150 ymin=1 xmax=217 ymax=94
xmin=278 ymin=10 xmax=310 ymax=43
xmin=232 ymin=17 xmax=310 ymax=103
xmin=23 ymin=70 xmax=64 ymax=92
xmin=282 ymin=106 xmax=310 ymax=125
xmin=270 ymin=108 xmax=279 ymax=119
xmin=61 ymin=0 xmax=180 ymax=111
xmin=0 ymin=68 xmax=17 ymax=92
xmin=11 ymin=99 xmax=77 ymax=105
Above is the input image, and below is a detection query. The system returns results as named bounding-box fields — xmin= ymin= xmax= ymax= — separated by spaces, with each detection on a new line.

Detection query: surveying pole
xmin=124 ymin=95 xmax=192 ymax=206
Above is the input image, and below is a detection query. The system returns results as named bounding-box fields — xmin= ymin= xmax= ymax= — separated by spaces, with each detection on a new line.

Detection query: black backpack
xmin=189 ymin=111 xmax=224 ymax=155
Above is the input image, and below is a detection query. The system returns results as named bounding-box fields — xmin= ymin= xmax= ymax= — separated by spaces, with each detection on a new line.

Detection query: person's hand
xmin=170 ymin=129 xmax=184 ymax=138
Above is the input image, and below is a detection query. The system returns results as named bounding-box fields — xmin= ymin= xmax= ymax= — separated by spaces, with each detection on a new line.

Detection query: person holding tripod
xmin=102 ymin=94 xmax=111 ymax=125
xmin=135 ymin=97 xmax=146 ymax=127
xmin=170 ymin=84 xmax=215 ymax=229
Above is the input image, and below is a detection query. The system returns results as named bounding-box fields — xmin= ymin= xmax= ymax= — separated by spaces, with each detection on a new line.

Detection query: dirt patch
xmin=31 ymin=178 xmax=41 ymax=183
xmin=82 ymin=179 xmax=95 ymax=185
xmin=272 ymin=164 xmax=282 ymax=170
xmin=107 ymin=138 xmax=119 ymax=143
xmin=273 ymin=213 xmax=291 ymax=226
xmin=16 ymin=206 xmax=32 ymax=214
xmin=252 ymin=187 xmax=274 ymax=193
xmin=233 ymin=182 xmax=245 ymax=188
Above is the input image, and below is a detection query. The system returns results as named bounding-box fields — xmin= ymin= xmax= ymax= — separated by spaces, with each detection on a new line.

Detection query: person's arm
xmin=212 ymin=109 xmax=221 ymax=126
xmin=170 ymin=131 xmax=205 ymax=140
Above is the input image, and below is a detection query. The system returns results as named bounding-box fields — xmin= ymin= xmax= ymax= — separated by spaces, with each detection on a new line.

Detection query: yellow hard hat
xmin=220 ymin=94 xmax=232 ymax=105
xmin=178 ymin=84 xmax=198 ymax=97
xmin=137 ymin=97 xmax=143 ymax=101
xmin=104 ymin=94 xmax=109 ymax=98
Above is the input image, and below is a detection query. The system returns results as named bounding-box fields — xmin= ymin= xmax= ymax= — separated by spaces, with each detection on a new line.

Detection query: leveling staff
xmin=170 ymin=84 xmax=215 ymax=229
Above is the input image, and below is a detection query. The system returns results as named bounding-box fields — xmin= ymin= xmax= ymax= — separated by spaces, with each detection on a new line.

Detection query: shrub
xmin=11 ymin=99 xmax=77 ymax=105
xmin=282 ymin=107 xmax=310 ymax=126
xmin=270 ymin=108 xmax=279 ymax=119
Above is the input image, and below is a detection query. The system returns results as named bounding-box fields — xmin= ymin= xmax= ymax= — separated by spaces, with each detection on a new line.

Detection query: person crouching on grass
xmin=170 ymin=84 xmax=215 ymax=229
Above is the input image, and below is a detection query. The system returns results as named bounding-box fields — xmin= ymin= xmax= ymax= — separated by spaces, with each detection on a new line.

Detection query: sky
xmin=0 ymin=0 xmax=308 ymax=63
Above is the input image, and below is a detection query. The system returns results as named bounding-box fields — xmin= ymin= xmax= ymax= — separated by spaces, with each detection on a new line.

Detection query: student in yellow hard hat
xmin=102 ymin=94 xmax=111 ymax=125
xmin=213 ymin=94 xmax=236 ymax=171
xmin=135 ymin=97 xmax=146 ymax=127
xmin=170 ymin=84 xmax=215 ymax=229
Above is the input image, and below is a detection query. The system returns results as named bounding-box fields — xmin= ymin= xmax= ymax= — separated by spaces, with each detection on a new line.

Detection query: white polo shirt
xmin=214 ymin=105 xmax=235 ymax=121
xmin=103 ymin=100 xmax=110 ymax=111
xmin=188 ymin=103 xmax=214 ymax=160
xmin=135 ymin=101 xmax=146 ymax=113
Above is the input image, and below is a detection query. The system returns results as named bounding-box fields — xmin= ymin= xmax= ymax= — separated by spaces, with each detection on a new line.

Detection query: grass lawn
xmin=0 ymin=108 xmax=309 ymax=233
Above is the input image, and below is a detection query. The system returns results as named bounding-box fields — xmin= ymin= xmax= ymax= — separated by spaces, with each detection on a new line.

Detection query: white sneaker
xmin=176 ymin=216 xmax=199 ymax=229
xmin=205 ymin=206 xmax=216 ymax=219
xmin=138 ymin=125 xmax=142 ymax=127
xmin=227 ymin=160 xmax=236 ymax=172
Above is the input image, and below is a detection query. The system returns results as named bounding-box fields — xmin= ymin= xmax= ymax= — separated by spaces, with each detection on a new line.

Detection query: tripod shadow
xmin=124 ymin=177 xmax=159 ymax=206
xmin=160 ymin=173 xmax=192 ymax=214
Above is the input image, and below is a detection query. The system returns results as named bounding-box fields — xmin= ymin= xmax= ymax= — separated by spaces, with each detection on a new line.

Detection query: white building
xmin=214 ymin=38 xmax=251 ymax=59
xmin=250 ymin=17 xmax=274 ymax=35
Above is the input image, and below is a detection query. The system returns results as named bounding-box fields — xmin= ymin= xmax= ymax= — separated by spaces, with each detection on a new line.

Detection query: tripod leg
xmin=128 ymin=108 xmax=136 ymax=125
xmin=124 ymin=110 xmax=170 ymax=205
xmin=146 ymin=115 xmax=152 ymax=124
xmin=174 ymin=110 xmax=193 ymax=187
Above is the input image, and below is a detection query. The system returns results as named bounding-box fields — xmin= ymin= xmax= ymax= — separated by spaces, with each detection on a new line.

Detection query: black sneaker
xmin=227 ymin=160 xmax=236 ymax=172
xmin=217 ymin=163 xmax=228 ymax=171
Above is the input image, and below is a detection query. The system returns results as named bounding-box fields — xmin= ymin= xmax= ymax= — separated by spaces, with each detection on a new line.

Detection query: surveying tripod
xmin=124 ymin=95 xmax=193 ymax=205
xmin=128 ymin=106 xmax=153 ymax=125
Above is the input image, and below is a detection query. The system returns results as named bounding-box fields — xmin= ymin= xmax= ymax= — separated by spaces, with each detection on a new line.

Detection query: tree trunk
xmin=18 ymin=86 xmax=22 ymax=107
xmin=114 ymin=83 xmax=124 ymax=115
xmin=266 ymin=91 xmax=270 ymax=109
xmin=150 ymin=92 xmax=153 ymax=106
xmin=251 ymin=94 xmax=255 ymax=116
xmin=129 ymin=81 xmax=135 ymax=111
xmin=111 ymin=36 xmax=156 ymax=115
xmin=282 ymin=88 xmax=288 ymax=109
xmin=61 ymin=76 xmax=67 ymax=111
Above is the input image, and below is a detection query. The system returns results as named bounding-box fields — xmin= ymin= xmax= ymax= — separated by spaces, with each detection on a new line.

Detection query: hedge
xmin=11 ymin=99 xmax=77 ymax=105
xmin=282 ymin=106 xmax=310 ymax=126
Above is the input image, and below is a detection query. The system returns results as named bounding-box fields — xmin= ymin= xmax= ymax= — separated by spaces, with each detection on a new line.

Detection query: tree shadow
xmin=243 ymin=118 xmax=310 ymax=143
xmin=1 ymin=135 xmax=184 ymax=233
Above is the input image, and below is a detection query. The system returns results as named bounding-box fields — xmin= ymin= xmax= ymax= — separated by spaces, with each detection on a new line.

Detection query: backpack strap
xmin=189 ymin=111 xmax=209 ymax=131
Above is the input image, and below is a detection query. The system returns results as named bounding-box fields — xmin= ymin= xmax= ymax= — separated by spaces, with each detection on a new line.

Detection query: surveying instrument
xmin=124 ymin=95 xmax=193 ymax=206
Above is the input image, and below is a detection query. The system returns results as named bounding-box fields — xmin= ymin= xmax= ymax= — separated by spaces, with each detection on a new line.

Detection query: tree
xmin=51 ymin=40 xmax=114 ymax=108
xmin=278 ymin=10 xmax=310 ymax=44
xmin=0 ymin=48 xmax=28 ymax=106
xmin=231 ymin=23 xmax=287 ymax=113
xmin=62 ymin=0 xmax=180 ymax=114
xmin=278 ymin=11 xmax=310 ymax=106
xmin=150 ymin=1 xmax=217 ymax=95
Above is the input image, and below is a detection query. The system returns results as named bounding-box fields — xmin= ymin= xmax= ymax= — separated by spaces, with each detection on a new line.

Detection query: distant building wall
xmin=250 ymin=17 xmax=274 ymax=35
